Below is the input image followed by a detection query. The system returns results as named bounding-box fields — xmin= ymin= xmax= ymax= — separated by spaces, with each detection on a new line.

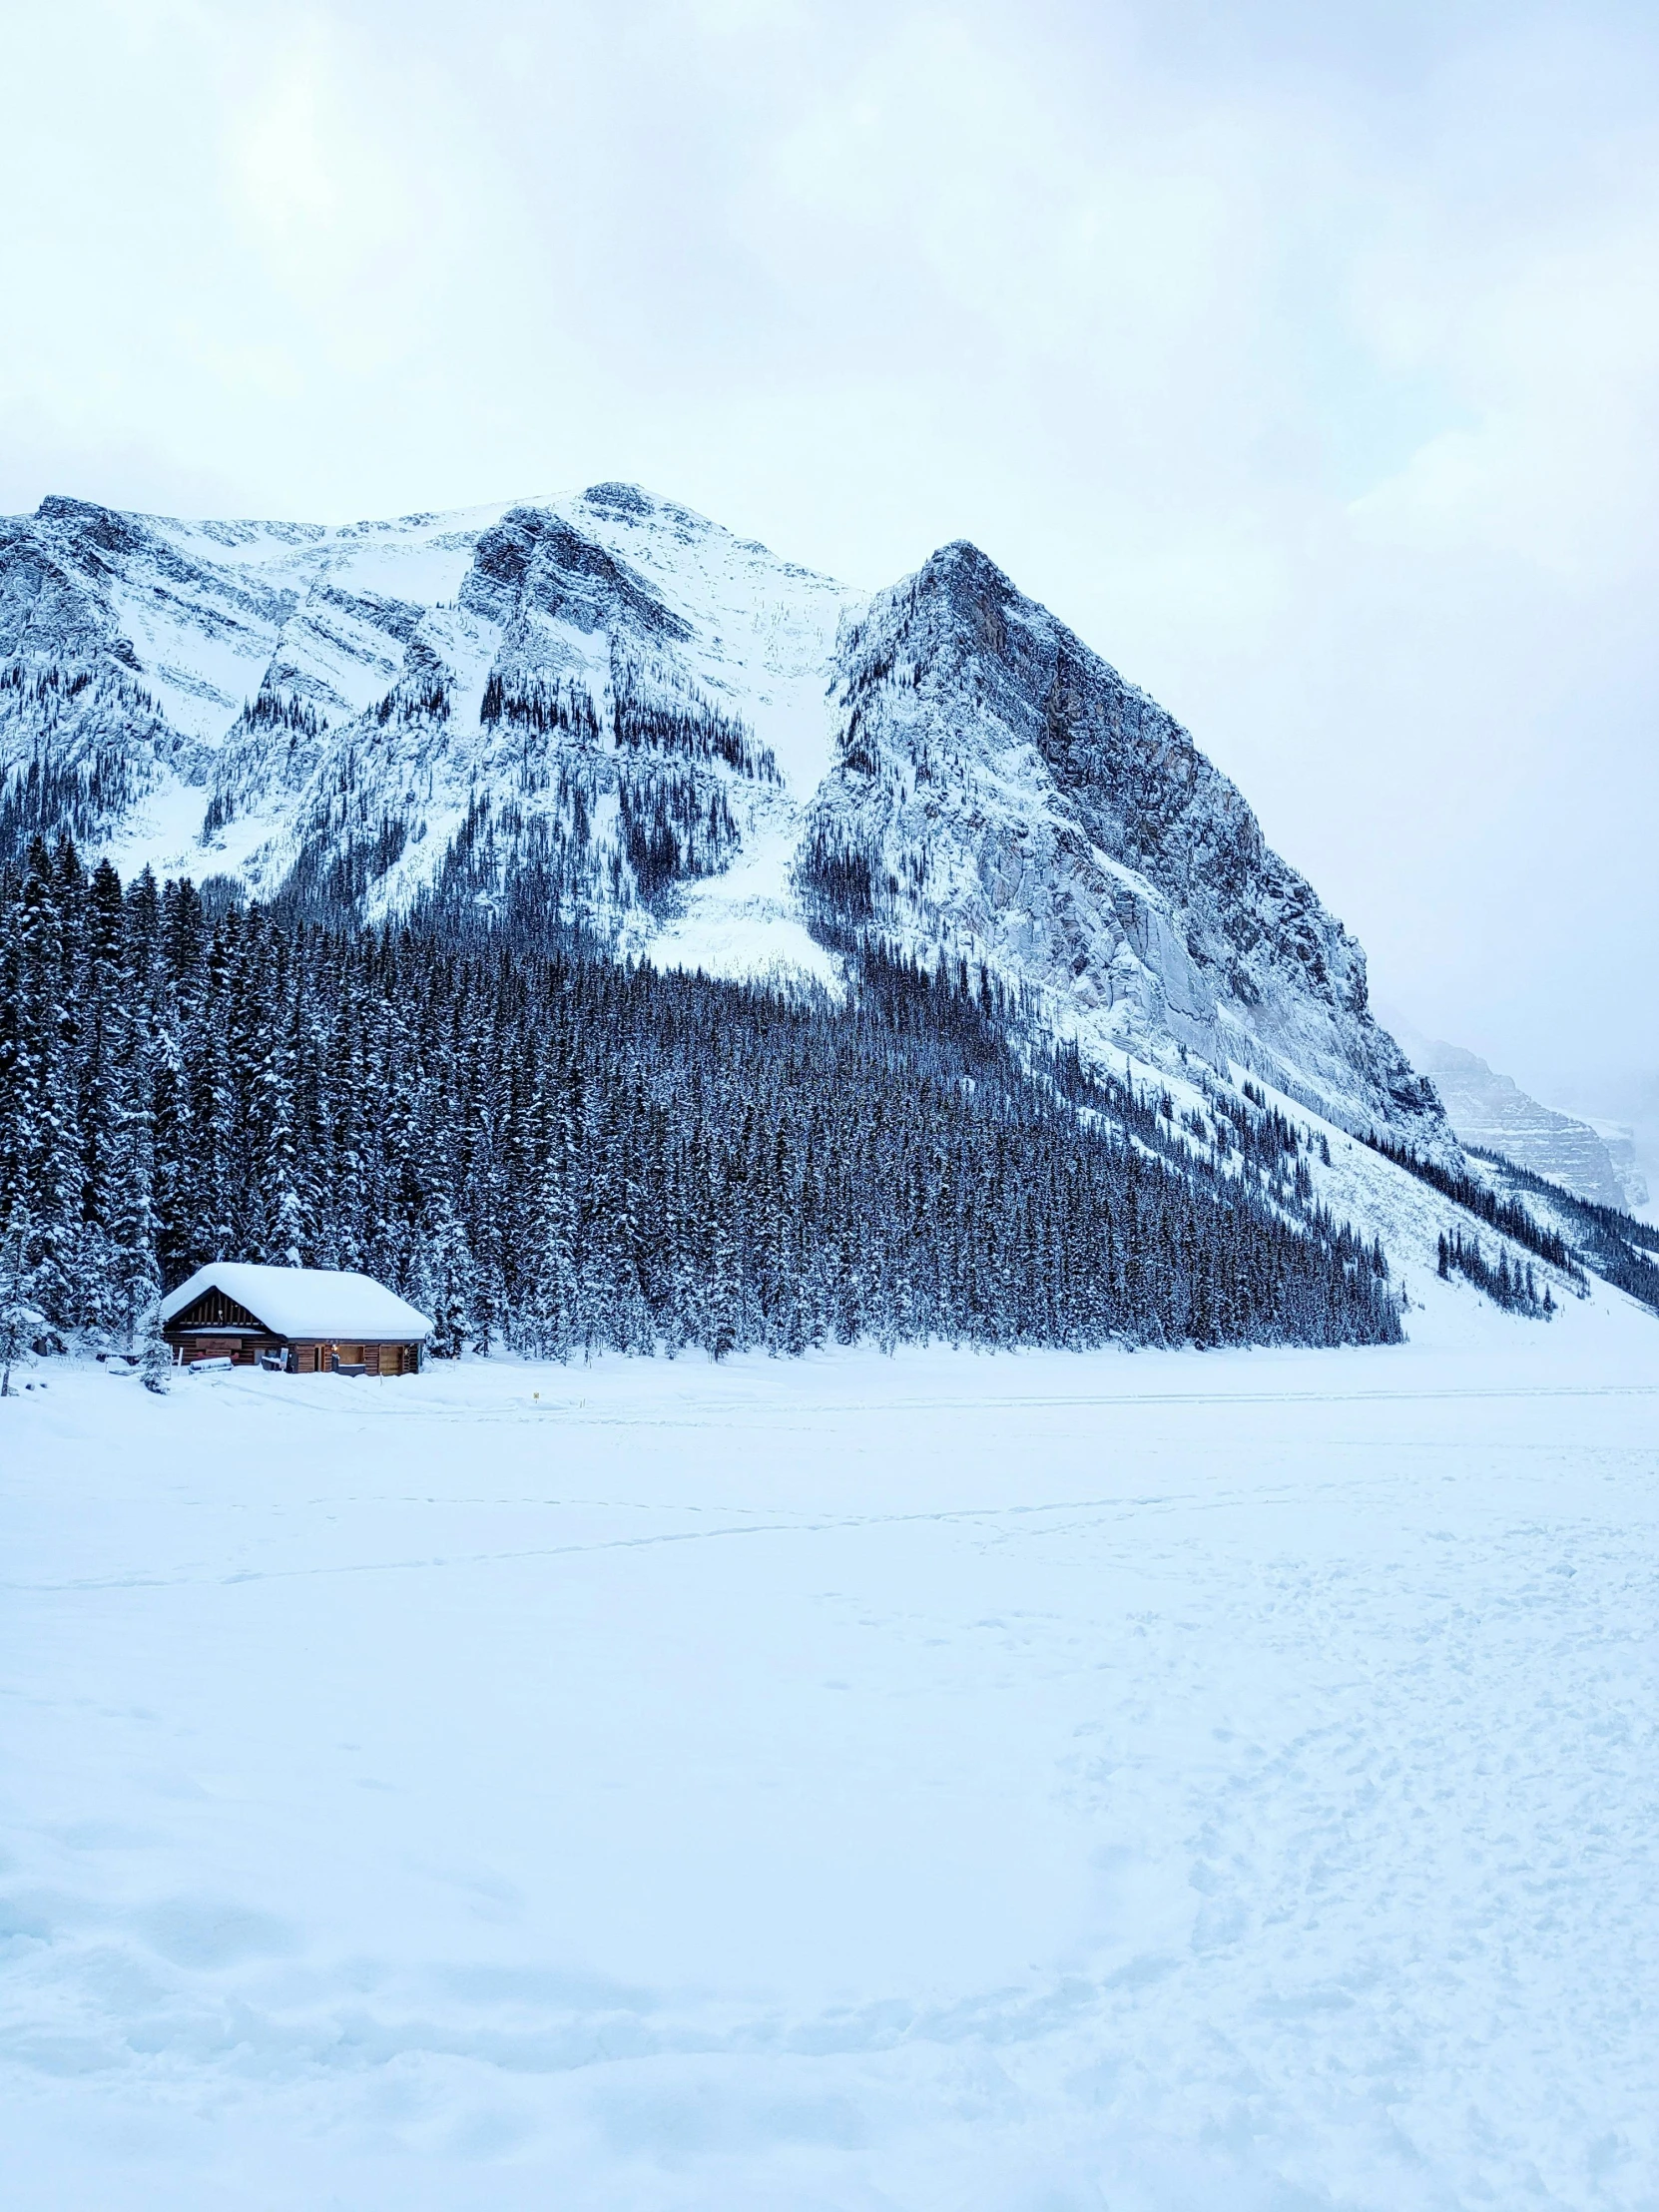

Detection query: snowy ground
xmin=4 ymin=1296 xmax=1658 ymax=2210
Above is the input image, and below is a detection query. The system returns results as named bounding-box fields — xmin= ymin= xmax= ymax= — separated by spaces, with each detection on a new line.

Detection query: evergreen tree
xmin=0 ymin=845 xmax=1409 ymax=1363
xmin=0 ymin=1208 xmax=41 ymax=1396
xmin=138 ymin=1294 xmax=173 ymax=1392
xmin=107 ymin=997 xmax=161 ymax=1350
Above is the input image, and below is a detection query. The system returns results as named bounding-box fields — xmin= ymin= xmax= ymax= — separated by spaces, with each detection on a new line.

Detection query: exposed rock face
xmin=1409 ymin=1039 xmax=1648 ymax=1212
xmin=1585 ymin=1123 xmax=1651 ymax=1218
xmin=0 ymin=487 xmax=852 ymax=937
xmin=803 ymin=543 xmax=1439 ymax=1138
xmin=1 ymin=486 xmax=1444 ymax=1144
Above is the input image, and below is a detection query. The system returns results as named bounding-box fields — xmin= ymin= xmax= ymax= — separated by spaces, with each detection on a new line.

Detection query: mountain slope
xmin=0 ymin=487 xmax=853 ymax=950
xmin=2 ymin=483 xmax=1436 ymax=1151
xmin=802 ymin=541 xmax=1438 ymax=1141
xmin=1392 ymin=1031 xmax=1649 ymax=1214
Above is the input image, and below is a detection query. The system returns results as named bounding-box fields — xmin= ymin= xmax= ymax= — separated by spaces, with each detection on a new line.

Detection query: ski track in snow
xmin=3 ymin=1318 xmax=1658 ymax=2210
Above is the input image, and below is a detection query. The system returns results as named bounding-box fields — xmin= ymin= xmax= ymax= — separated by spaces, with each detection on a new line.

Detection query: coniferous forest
xmin=0 ymin=840 xmax=1402 ymax=1363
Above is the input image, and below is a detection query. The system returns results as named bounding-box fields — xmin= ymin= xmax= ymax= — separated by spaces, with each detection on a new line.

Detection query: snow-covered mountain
xmin=803 ymin=540 xmax=1438 ymax=1139
xmin=1391 ymin=1032 xmax=1649 ymax=1215
xmin=2 ymin=483 xmax=1439 ymax=1145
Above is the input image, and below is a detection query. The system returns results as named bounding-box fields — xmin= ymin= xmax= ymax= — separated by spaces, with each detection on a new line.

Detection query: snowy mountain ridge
xmin=803 ymin=539 xmax=1438 ymax=1142
xmin=3 ymin=482 xmax=1437 ymax=1148
xmin=1385 ymin=1026 xmax=1650 ymax=1218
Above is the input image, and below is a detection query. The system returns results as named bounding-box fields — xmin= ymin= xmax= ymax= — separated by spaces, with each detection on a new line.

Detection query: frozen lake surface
xmin=4 ymin=1306 xmax=1658 ymax=2209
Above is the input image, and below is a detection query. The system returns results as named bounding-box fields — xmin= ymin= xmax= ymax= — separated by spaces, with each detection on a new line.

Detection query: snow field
xmin=3 ymin=1314 xmax=1658 ymax=2209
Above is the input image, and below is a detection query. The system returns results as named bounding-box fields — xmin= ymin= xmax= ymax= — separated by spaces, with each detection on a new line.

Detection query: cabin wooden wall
xmin=281 ymin=1343 xmax=420 ymax=1376
xmin=164 ymin=1329 xmax=421 ymax=1375
xmin=168 ymin=1331 xmax=279 ymax=1367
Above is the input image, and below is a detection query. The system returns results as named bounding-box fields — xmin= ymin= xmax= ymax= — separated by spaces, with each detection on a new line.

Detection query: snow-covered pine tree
xmin=0 ymin=1208 xmax=42 ymax=1396
xmin=11 ymin=845 xmax=83 ymax=1344
xmin=138 ymin=1294 xmax=172 ymax=1392
xmin=107 ymin=992 xmax=161 ymax=1352
xmin=418 ymin=1201 xmax=476 ymax=1361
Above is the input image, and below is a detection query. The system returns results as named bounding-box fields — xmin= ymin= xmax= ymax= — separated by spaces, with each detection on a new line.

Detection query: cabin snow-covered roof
xmin=159 ymin=1264 xmax=432 ymax=1340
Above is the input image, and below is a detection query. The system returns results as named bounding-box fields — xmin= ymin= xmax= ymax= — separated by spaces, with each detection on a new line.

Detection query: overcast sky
xmin=5 ymin=0 xmax=1657 ymax=1120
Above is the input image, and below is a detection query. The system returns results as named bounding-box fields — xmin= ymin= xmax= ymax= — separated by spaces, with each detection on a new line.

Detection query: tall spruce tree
xmin=0 ymin=1207 xmax=41 ymax=1395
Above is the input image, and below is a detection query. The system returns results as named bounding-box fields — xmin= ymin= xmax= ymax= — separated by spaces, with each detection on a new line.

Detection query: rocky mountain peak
xmin=809 ymin=532 xmax=1438 ymax=1138
xmin=0 ymin=482 xmax=1446 ymax=1146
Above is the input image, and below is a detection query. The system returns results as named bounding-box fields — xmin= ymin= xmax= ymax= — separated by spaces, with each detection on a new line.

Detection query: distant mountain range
xmin=1386 ymin=1029 xmax=1649 ymax=1216
xmin=0 ymin=484 xmax=1441 ymax=1149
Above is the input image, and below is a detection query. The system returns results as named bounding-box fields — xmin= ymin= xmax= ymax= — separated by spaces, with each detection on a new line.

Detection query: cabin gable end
xmin=165 ymin=1286 xmax=270 ymax=1334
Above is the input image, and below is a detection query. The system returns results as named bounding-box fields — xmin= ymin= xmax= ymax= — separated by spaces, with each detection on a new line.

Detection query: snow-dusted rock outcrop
xmin=0 ymin=487 xmax=853 ymax=936
xmin=1399 ymin=1036 xmax=1647 ymax=1212
xmin=1 ymin=484 xmax=1443 ymax=1145
xmin=804 ymin=542 xmax=1439 ymax=1139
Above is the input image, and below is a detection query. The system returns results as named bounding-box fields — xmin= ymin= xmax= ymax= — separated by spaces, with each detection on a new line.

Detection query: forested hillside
xmin=0 ymin=487 xmax=1450 ymax=1150
xmin=0 ymin=841 xmax=1401 ymax=1360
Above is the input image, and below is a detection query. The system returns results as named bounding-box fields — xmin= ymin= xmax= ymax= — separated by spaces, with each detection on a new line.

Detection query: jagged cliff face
xmin=0 ymin=484 xmax=1442 ymax=1141
xmin=1403 ymin=1037 xmax=1648 ymax=1212
xmin=0 ymin=487 xmax=851 ymax=933
xmin=803 ymin=544 xmax=1438 ymax=1135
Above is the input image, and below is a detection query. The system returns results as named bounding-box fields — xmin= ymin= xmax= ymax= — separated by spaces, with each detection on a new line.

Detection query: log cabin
xmin=159 ymin=1264 xmax=432 ymax=1376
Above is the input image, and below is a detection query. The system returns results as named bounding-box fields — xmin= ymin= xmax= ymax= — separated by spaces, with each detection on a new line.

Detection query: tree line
xmin=1364 ymin=1127 xmax=1583 ymax=1282
xmin=0 ymin=839 xmax=1403 ymax=1368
